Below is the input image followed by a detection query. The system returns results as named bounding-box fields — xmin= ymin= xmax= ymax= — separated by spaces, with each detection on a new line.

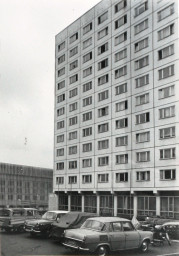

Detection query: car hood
xmin=65 ymin=228 xmax=99 ymax=240
xmin=25 ymin=219 xmax=53 ymax=225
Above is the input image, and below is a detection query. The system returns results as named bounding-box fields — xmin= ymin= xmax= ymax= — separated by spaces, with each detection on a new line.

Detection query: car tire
xmin=97 ymin=245 xmax=108 ymax=256
xmin=140 ymin=240 xmax=149 ymax=253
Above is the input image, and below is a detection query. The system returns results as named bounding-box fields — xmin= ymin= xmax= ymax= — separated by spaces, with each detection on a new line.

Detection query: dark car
xmin=163 ymin=222 xmax=179 ymax=239
xmin=24 ymin=210 xmax=68 ymax=237
xmin=50 ymin=211 xmax=97 ymax=241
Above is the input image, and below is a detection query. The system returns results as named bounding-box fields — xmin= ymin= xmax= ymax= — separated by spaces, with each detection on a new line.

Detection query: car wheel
xmin=97 ymin=245 xmax=108 ymax=256
xmin=140 ymin=240 xmax=149 ymax=253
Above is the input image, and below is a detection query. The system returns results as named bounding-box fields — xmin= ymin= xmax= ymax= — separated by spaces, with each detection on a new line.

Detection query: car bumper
xmin=62 ymin=242 xmax=90 ymax=252
xmin=24 ymin=227 xmax=41 ymax=233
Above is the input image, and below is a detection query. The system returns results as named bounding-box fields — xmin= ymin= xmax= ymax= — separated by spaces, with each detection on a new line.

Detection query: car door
xmin=109 ymin=222 xmax=125 ymax=251
xmin=122 ymin=221 xmax=140 ymax=249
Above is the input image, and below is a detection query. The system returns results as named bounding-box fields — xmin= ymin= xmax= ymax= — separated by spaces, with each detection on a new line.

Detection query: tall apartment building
xmin=54 ymin=0 xmax=179 ymax=219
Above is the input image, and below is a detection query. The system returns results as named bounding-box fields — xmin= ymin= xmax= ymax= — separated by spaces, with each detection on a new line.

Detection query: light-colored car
xmin=63 ymin=217 xmax=153 ymax=256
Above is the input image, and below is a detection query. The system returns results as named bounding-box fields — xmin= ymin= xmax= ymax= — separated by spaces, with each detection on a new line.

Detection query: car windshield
xmin=42 ymin=212 xmax=57 ymax=220
xmin=0 ymin=210 xmax=11 ymax=217
xmin=81 ymin=220 xmax=105 ymax=231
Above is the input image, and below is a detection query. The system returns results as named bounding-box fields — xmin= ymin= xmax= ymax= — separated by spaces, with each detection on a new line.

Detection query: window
xmin=69 ymin=46 xmax=78 ymax=57
xmin=158 ymin=65 xmax=174 ymax=80
xmin=114 ymin=0 xmax=127 ymax=13
xmin=98 ymin=123 xmax=109 ymax=133
xmin=57 ymin=120 xmax=64 ymax=130
xmin=98 ymin=173 xmax=109 ymax=182
xmin=57 ymin=134 xmax=64 ymax=143
xmin=98 ymin=139 xmax=109 ymax=150
xmin=158 ymin=44 xmax=174 ymax=60
xmin=83 ymin=66 xmax=92 ymax=78
xmin=98 ymin=43 xmax=108 ymax=55
xmin=115 ymin=31 xmax=127 ymax=45
xmin=69 ymin=161 xmax=77 ymax=169
xmin=98 ymin=74 xmax=109 ymax=86
xmin=83 ymin=111 xmax=92 ymax=122
xmin=98 ymin=27 xmax=108 ymax=40
xmin=136 ymin=112 xmax=150 ymax=124
xmin=116 ymin=136 xmax=128 ymax=146
xmin=115 ymin=66 xmax=127 ymax=79
xmin=69 ymin=131 xmax=77 ymax=140
xmin=69 ymin=116 xmax=77 ymax=126
xmin=135 ymin=38 xmax=148 ymax=52
xmin=98 ymin=106 xmax=109 ymax=117
xmin=83 ymin=37 xmax=92 ymax=49
xmin=136 ymin=93 xmax=149 ymax=106
xmin=135 ymin=74 xmax=149 ymax=88
xmin=83 ymin=22 xmax=92 ymax=35
xmin=115 ymin=83 xmax=127 ymax=95
xmin=115 ymin=15 xmax=127 ymax=29
xmin=56 ymin=177 xmax=64 ymax=185
xmin=82 ymin=175 xmax=92 ymax=183
xmin=57 ymin=93 xmax=65 ymax=103
xmin=68 ymin=176 xmax=77 ymax=184
xmin=83 ymin=52 xmax=92 ymax=63
xmin=83 ymin=81 xmax=92 ymax=92
xmin=159 ymin=106 xmax=175 ymax=119
xmin=158 ymin=4 xmax=174 ymax=22
xmin=69 ymin=60 xmax=78 ymax=70
xmin=69 ymin=74 xmax=78 ymax=84
xmin=83 ymin=127 xmax=92 ymax=137
xmin=98 ymin=90 xmax=109 ymax=101
xmin=70 ymin=32 xmax=78 ymax=44
xmin=98 ymin=12 xmax=108 ymax=24
xmin=159 ymin=126 xmax=175 ymax=139
xmin=158 ymin=24 xmax=174 ymax=41
xmin=83 ymin=96 xmax=92 ymax=107
xmin=82 ymin=159 xmax=92 ymax=168
xmin=159 ymin=85 xmax=174 ymax=99
xmin=69 ymin=146 xmax=77 ymax=155
xmin=58 ymin=67 xmax=65 ymax=77
xmin=116 ymin=154 xmax=128 ymax=164
xmin=58 ymin=54 xmax=65 ymax=65
xmin=69 ymin=88 xmax=78 ymax=98
xmin=136 ymin=131 xmax=150 ymax=143
xmin=134 ymin=1 xmax=148 ymax=17
xmin=57 ymin=80 xmax=65 ymax=90
xmin=115 ymin=48 xmax=127 ymax=62
xmin=56 ymin=162 xmax=64 ymax=170
xmin=136 ymin=171 xmax=150 ymax=181
xmin=116 ymin=118 xmax=128 ymax=129
xmin=134 ymin=19 xmax=148 ymax=35
xmin=58 ymin=41 xmax=65 ymax=52
xmin=57 ymin=107 xmax=65 ymax=117
xmin=160 ymin=169 xmax=176 ymax=180
xmin=116 ymin=100 xmax=128 ymax=112
xmin=83 ymin=143 xmax=92 ymax=152
xmin=135 ymin=56 xmax=149 ymax=70
xmin=160 ymin=148 xmax=175 ymax=159
xmin=56 ymin=148 xmax=64 ymax=156
xmin=136 ymin=151 xmax=150 ymax=162
xmin=116 ymin=172 xmax=128 ymax=182
xmin=98 ymin=58 xmax=108 ymax=70
xmin=69 ymin=102 xmax=77 ymax=112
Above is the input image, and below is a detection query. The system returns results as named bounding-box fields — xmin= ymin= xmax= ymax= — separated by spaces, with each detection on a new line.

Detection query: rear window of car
xmin=122 ymin=222 xmax=134 ymax=231
xmin=0 ymin=210 xmax=11 ymax=217
xmin=112 ymin=222 xmax=122 ymax=232
xmin=12 ymin=210 xmax=25 ymax=216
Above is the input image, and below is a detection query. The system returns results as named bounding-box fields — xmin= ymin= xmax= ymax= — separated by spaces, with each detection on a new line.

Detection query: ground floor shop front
xmin=55 ymin=191 xmax=179 ymax=220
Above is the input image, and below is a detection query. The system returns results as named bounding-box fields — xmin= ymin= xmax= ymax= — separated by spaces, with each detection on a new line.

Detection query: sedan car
xmin=50 ymin=211 xmax=97 ymax=241
xmin=62 ymin=217 xmax=153 ymax=256
xmin=24 ymin=210 xmax=68 ymax=237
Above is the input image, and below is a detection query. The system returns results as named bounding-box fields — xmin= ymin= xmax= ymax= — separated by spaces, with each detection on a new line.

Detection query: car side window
xmin=112 ymin=222 xmax=122 ymax=232
xmin=122 ymin=222 xmax=134 ymax=231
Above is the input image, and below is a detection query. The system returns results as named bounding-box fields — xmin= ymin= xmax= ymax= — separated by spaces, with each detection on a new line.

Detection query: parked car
xmin=24 ymin=210 xmax=68 ymax=237
xmin=0 ymin=208 xmax=40 ymax=232
xmin=62 ymin=217 xmax=153 ymax=256
xmin=50 ymin=211 xmax=97 ymax=241
xmin=163 ymin=222 xmax=179 ymax=240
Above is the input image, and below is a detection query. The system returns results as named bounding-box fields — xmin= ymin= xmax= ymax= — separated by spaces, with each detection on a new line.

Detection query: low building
xmin=0 ymin=162 xmax=53 ymax=211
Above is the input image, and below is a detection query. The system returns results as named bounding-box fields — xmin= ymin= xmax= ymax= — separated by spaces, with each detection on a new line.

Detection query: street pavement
xmin=0 ymin=230 xmax=179 ymax=256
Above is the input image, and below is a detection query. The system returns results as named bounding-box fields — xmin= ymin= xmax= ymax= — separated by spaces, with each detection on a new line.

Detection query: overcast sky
xmin=0 ymin=0 xmax=100 ymax=169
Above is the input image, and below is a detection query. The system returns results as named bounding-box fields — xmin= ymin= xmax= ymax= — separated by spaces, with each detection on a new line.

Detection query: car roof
xmin=85 ymin=217 xmax=130 ymax=222
xmin=163 ymin=222 xmax=179 ymax=226
xmin=46 ymin=210 xmax=69 ymax=214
